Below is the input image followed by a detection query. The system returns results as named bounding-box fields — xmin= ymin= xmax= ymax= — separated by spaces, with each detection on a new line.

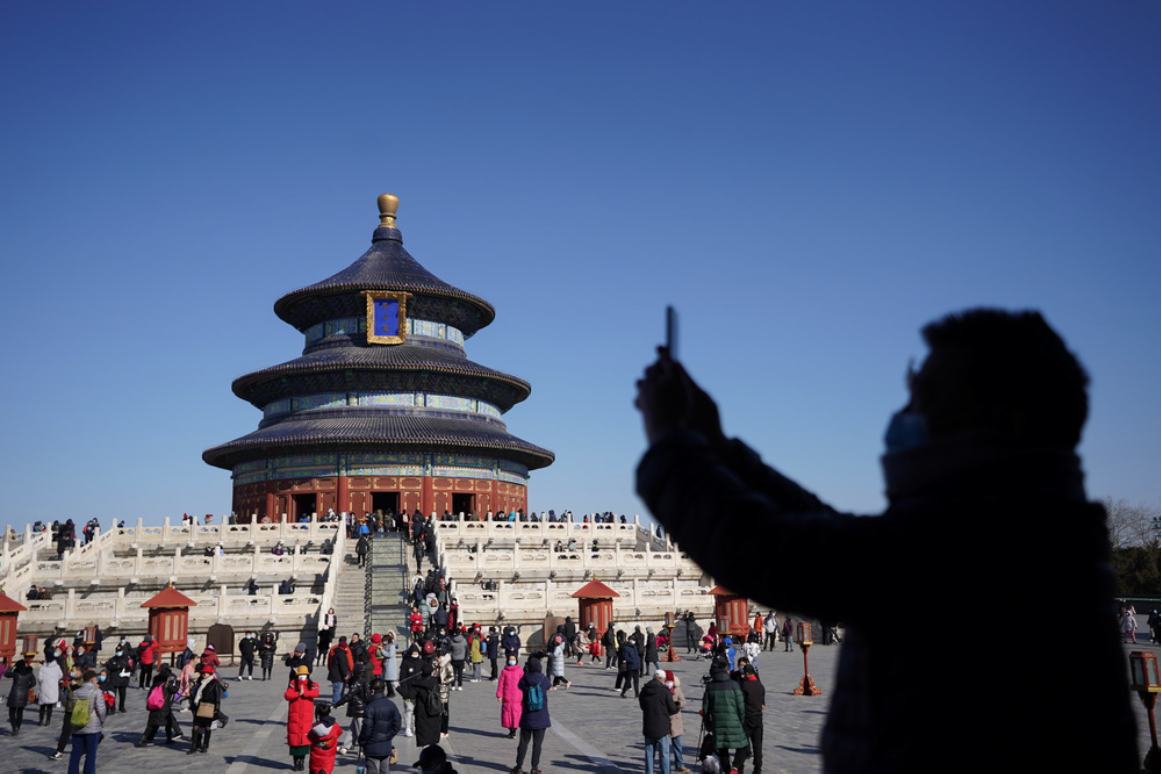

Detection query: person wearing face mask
xmin=397 ymin=644 xmax=424 ymax=738
xmin=103 ymin=646 xmax=132 ymax=714
xmin=188 ymin=664 xmax=223 ymax=755
xmin=665 ymin=671 xmax=687 ymax=774
xmin=496 ymin=654 xmax=523 ymax=739
xmin=639 ymin=668 xmax=679 ymax=774
xmin=238 ymin=632 xmax=256 ymax=681
xmin=48 ymin=667 xmax=85 ymax=760
xmin=635 ymin=309 xmax=1139 ymax=773
xmin=284 ymin=664 xmax=319 ymax=771
xmin=258 ymin=631 xmax=277 ymax=681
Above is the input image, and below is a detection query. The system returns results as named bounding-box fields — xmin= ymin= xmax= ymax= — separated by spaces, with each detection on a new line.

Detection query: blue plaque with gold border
xmin=362 ymin=290 xmax=410 ymax=345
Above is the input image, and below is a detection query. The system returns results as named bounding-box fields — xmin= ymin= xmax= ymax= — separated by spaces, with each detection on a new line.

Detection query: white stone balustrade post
xmin=115 ymin=587 xmax=126 ymax=628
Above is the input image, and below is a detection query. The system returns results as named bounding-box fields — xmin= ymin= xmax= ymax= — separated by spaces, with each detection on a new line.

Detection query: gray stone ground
xmin=2 ymin=635 xmax=1158 ymax=773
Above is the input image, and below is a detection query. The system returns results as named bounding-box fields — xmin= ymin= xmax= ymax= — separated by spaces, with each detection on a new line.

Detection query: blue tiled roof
xmin=203 ymin=411 xmax=555 ymax=471
xmin=274 ymin=226 xmax=495 ymax=335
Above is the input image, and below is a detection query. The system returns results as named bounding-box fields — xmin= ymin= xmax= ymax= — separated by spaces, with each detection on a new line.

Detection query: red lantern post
xmin=792 ymin=621 xmax=821 ymax=696
xmin=1129 ymin=650 xmax=1160 ymax=773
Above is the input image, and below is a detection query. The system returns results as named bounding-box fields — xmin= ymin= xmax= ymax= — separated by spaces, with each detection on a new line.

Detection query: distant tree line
xmin=1102 ymin=497 xmax=1160 ymax=597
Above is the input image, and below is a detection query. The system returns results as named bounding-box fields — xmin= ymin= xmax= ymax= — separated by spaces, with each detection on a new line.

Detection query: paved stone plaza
xmin=2 ymin=637 xmax=1158 ymax=773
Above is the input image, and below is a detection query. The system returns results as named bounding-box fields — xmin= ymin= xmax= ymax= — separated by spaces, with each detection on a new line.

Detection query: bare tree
xmin=1101 ymin=497 xmax=1160 ymax=549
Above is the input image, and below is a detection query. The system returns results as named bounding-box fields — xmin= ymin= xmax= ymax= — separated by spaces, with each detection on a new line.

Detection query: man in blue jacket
xmin=359 ymin=679 xmax=401 ymax=774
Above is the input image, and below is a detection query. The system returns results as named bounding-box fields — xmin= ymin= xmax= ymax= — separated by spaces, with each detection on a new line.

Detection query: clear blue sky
xmin=1 ymin=1 xmax=1157 ymax=527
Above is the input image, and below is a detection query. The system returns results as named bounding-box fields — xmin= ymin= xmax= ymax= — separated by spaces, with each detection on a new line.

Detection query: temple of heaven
xmin=203 ymin=193 xmax=554 ymax=521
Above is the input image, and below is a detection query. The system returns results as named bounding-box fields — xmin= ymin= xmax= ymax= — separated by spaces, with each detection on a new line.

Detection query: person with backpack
xmin=511 ymin=655 xmax=551 ymax=774
xmin=368 ymin=634 xmax=385 ymax=679
xmin=398 ymin=644 xmax=424 ymax=738
xmin=48 ymin=667 xmax=84 ymax=761
xmin=68 ymin=669 xmax=106 ymax=773
xmin=412 ymin=662 xmax=442 ymax=749
xmin=137 ymin=664 xmax=183 ymax=747
xmin=176 ymin=637 xmax=196 ymax=672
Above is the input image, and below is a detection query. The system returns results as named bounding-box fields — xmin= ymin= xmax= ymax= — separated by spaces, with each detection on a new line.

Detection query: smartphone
xmin=665 ymin=305 xmax=678 ymax=359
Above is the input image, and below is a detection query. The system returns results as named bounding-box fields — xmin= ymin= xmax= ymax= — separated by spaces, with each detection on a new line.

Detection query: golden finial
xmin=378 ymin=193 xmax=400 ymax=227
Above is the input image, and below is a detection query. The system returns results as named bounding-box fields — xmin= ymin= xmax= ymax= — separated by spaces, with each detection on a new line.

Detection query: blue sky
xmin=1 ymin=1 xmax=1157 ymax=528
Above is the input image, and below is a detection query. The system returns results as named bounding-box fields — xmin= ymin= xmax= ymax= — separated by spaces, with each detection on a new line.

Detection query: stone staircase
xmin=331 ymin=543 xmax=368 ymax=639
xmin=367 ymin=534 xmax=411 ymax=638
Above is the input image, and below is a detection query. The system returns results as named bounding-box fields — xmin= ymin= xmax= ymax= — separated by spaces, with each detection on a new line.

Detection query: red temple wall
xmin=233 ymin=475 xmax=527 ymax=521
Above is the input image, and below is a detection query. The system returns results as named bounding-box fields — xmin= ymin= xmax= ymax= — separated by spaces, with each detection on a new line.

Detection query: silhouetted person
xmin=635 ymin=308 xmax=1137 ymax=772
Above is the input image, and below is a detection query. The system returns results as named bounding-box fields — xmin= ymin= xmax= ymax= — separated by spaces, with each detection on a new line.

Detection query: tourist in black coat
xmin=237 ymin=632 xmax=256 ymax=680
xmin=187 ymin=664 xmax=223 ymax=754
xmin=137 ymin=665 xmax=183 ymax=746
xmin=644 ymin=629 xmax=660 ymax=674
xmin=397 ymin=645 xmax=425 ymax=737
xmin=359 ymin=679 xmax=401 ymax=772
xmin=4 ymin=655 xmax=36 ymax=735
xmin=639 ymin=669 xmax=680 ymax=773
xmin=412 ymin=663 xmax=442 ymax=748
xmin=103 ymin=649 xmax=133 ymax=713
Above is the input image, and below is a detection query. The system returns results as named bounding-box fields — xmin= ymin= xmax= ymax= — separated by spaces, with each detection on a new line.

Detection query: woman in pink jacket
xmin=495 ymin=655 xmax=523 ymax=738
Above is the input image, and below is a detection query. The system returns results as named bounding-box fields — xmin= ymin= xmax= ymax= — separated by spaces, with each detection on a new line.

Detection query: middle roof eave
xmin=231 ymin=344 xmax=533 ymax=410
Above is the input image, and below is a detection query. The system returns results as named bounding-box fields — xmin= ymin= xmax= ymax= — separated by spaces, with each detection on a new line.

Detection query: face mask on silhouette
xmin=298 ymin=674 xmax=308 ymax=681
xmin=507 ymin=659 xmax=517 ymax=666
xmin=884 ymin=410 xmax=930 ymax=452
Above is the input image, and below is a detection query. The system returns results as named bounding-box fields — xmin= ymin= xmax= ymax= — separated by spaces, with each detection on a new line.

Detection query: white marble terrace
xmin=0 ymin=519 xmax=348 ymax=649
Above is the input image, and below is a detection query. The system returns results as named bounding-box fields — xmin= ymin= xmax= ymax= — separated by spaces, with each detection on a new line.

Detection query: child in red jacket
xmin=308 ymin=703 xmax=342 ymax=774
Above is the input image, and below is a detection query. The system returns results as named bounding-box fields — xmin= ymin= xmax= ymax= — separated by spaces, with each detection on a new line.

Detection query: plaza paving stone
xmin=1 ymin=636 xmax=1157 ymax=773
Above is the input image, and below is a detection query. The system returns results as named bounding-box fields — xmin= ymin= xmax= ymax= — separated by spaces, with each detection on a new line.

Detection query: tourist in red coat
xmin=368 ymin=634 xmax=384 ymax=678
xmin=285 ymin=665 xmax=320 ymax=772
xmin=495 ymin=655 xmax=523 ymax=738
xmin=308 ymin=704 xmax=342 ymax=775
xmin=137 ymin=635 xmax=159 ymax=688
xmin=200 ymin=645 xmax=220 ymax=670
